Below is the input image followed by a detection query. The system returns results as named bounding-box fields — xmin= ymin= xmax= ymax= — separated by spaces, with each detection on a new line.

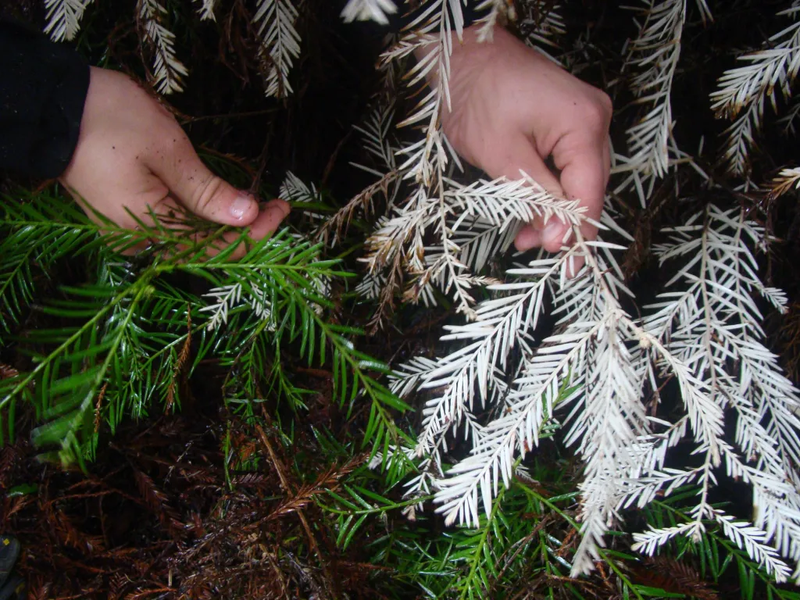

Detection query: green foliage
xmin=640 ymin=491 xmax=800 ymax=600
xmin=0 ymin=185 xmax=408 ymax=466
xmin=3 ymin=184 xmax=797 ymax=598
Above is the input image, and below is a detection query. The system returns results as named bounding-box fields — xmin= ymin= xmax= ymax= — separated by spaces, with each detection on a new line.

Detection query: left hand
xmin=440 ymin=25 xmax=612 ymax=254
xmin=60 ymin=67 xmax=289 ymax=256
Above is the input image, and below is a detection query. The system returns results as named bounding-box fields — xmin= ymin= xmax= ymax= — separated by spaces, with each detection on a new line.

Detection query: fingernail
xmin=230 ymin=193 xmax=254 ymax=220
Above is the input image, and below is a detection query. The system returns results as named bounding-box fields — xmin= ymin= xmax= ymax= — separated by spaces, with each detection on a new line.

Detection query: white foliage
xmin=772 ymin=166 xmax=800 ymax=197
xmin=354 ymin=103 xmax=398 ymax=173
xmin=193 ymin=0 xmax=217 ymax=21
xmin=392 ymin=200 xmax=800 ymax=578
xmin=200 ymin=282 xmax=275 ymax=331
xmin=200 ymin=283 xmax=244 ymax=331
xmin=639 ymin=205 xmax=800 ymax=578
xmin=622 ymin=0 xmax=686 ymax=195
xmin=44 ymin=0 xmax=93 ymax=42
xmin=280 ymin=171 xmax=318 ymax=204
xmin=617 ymin=0 xmax=710 ymax=206
xmin=399 ymin=225 xmax=657 ymax=575
xmin=362 ymin=173 xmax=587 ymax=317
xmin=712 ymin=6 xmax=800 ymax=174
xmin=340 ymin=0 xmax=397 ymax=25
xmin=471 ymin=0 xmax=509 ymax=43
xmin=280 ymin=171 xmax=327 ymax=223
xmin=254 ymin=0 xmax=302 ymax=97
xmin=779 ymin=97 xmax=800 ymax=134
xmin=138 ymin=0 xmax=189 ymax=95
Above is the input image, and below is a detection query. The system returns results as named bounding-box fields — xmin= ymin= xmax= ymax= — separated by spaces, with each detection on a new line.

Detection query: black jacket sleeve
xmin=0 ymin=18 xmax=90 ymax=179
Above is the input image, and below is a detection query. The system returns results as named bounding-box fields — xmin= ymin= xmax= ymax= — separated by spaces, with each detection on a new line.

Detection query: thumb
xmin=150 ymin=136 xmax=261 ymax=225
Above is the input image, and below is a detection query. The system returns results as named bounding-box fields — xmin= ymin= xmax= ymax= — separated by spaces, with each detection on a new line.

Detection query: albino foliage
xmin=712 ymin=6 xmax=800 ymax=174
xmin=620 ymin=0 xmax=686 ymax=204
xmin=341 ymin=0 xmax=398 ymax=25
xmin=392 ymin=205 xmax=800 ymax=579
xmin=254 ymin=0 xmax=302 ymax=97
xmin=616 ymin=0 xmax=711 ymax=206
xmin=200 ymin=282 xmax=275 ymax=331
xmin=337 ymin=0 xmax=800 ymax=579
xmin=44 ymin=0 xmax=93 ymax=41
xmin=193 ymin=0 xmax=217 ymax=21
xmin=137 ymin=0 xmax=189 ymax=94
xmin=519 ymin=0 xmax=565 ymax=50
xmin=772 ymin=166 xmax=800 ymax=197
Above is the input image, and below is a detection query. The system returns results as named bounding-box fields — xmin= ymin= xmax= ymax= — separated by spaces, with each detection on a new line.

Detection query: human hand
xmin=442 ymin=25 xmax=612 ymax=255
xmin=60 ymin=67 xmax=289 ymax=254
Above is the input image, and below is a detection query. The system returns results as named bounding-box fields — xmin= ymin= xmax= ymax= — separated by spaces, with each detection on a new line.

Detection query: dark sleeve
xmin=0 ymin=19 xmax=90 ymax=179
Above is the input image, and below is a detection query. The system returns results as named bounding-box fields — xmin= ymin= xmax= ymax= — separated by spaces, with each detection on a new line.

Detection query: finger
xmin=150 ymin=134 xmax=261 ymax=226
xmin=549 ymin=136 xmax=609 ymax=254
xmin=477 ymin=134 xmax=566 ymax=252
xmin=215 ymin=199 xmax=291 ymax=260
xmin=116 ymin=197 xmax=289 ymax=259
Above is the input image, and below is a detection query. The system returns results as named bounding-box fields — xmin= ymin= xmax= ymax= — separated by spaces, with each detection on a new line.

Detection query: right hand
xmin=441 ymin=26 xmax=612 ymax=255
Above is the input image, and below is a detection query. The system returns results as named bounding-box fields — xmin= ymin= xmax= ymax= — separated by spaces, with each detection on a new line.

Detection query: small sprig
xmin=44 ymin=0 xmax=94 ymax=41
xmin=137 ymin=0 xmax=189 ymax=94
xmin=340 ymin=0 xmax=397 ymax=25
xmin=254 ymin=0 xmax=302 ymax=97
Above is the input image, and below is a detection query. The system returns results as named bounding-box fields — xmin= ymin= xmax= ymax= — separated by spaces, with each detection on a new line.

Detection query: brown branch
xmin=254 ymin=420 xmax=334 ymax=599
xmin=316 ymin=170 xmax=400 ymax=245
xmin=132 ymin=468 xmax=185 ymax=540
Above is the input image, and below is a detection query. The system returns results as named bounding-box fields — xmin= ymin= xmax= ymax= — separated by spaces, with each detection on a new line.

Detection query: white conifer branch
xmin=280 ymin=171 xmax=327 ymax=223
xmin=616 ymin=0 xmax=692 ymax=207
xmin=771 ymin=166 xmax=800 ymax=197
xmin=632 ymin=522 xmax=702 ymax=556
xmin=779 ymin=97 xmax=800 ymax=134
xmin=471 ymin=0 xmax=510 ymax=43
xmin=641 ymin=204 xmax=800 ymax=575
xmin=711 ymin=7 xmax=800 ymax=174
xmin=200 ymin=283 xmax=243 ymax=331
xmin=452 ymin=218 xmax=519 ymax=272
xmin=254 ymin=0 xmax=301 ymax=98
xmin=193 ymin=0 xmax=217 ymax=21
xmin=714 ymin=510 xmax=793 ymax=581
xmin=340 ymin=0 xmax=397 ymax=25
xmin=412 ymin=252 xmax=569 ymax=461
xmin=200 ymin=282 xmax=276 ymax=331
xmin=138 ymin=0 xmax=189 ymax=95
xmin=44 ymin=0 xmax=93 ymax=42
